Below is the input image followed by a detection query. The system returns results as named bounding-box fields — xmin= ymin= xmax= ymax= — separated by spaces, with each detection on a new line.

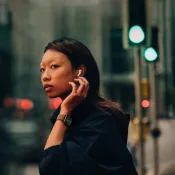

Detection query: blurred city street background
xmin=0 ymin=0 xmax=175 ymax=175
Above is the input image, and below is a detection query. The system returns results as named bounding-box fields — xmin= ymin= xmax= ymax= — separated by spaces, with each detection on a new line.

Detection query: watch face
xmin=66 ymin=117 xmax=72 ymax=126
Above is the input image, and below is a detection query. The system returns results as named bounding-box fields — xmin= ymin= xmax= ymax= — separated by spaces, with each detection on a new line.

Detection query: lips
xmin=43 ymin=84 xmax=53 ymax=91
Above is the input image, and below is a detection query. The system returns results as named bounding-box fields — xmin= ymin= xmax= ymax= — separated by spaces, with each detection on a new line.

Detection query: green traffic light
xmin=129 ymin=25 xmax=145 ymax=44
xmin=144 ymin=47 xmax=158 ymax=62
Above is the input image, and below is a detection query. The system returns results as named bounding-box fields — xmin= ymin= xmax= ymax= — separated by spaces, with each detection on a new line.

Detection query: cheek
xmin=40 ymin=76 xmax=43 ymax=83
xmin=58 ymin=69 xmax=74 ymax=80
xmin=54 ymin=70 xmax=74 ymax=88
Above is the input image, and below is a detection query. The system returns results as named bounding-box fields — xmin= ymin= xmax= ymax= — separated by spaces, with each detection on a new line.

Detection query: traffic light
xmin=123 ymin=0 xmax=147 ymax=48
xmin=129 ymin=25 xmax=145 ymax=44
xmin=141 ymin=78 xmax=150 ymax=108
xmin=141 ymin=78 xmax=149 ymax=99
xmin=141 ymin=99 xmax=150 ymax=108
xmin=144 ymin=27 xmax=159 ymax=62
xmin=132 ymin=117 xmax=149 ymax=141
xmin=144 ymin=47 xmax=158 ymax=62
xmin=16 ymin=99 xmax=34 ymax=110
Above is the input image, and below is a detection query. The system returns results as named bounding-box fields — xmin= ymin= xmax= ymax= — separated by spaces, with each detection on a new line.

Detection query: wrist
xmin=60 ymin=109 xmax=72 ymax=115
xmin=55 ymin=119 xmax=68 ymax=128
xmin=59 ymin=112 xmax=71 ymax=115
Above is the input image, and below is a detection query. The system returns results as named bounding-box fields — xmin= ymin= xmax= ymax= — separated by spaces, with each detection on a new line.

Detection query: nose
xmin=42 ymin=70 xmax=51 ymax=82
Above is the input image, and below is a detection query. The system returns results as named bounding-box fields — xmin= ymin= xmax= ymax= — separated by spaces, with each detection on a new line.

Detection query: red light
xmin=48 ymin=98 xmax=62 ymax=110
xmin=16 ymin=99 xmax=33 ymax=110
xmin=142 ymin=100 xmax=150 ymax=108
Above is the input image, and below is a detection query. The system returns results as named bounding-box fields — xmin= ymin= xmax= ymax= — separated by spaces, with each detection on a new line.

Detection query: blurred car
xmin=2 ymin=117 xmax=43 ymax=163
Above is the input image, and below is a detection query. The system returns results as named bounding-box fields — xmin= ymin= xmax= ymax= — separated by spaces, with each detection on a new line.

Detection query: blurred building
xmin=0 ymin=0 xmax=12 ymax=106
xmin=7 ymin=0 xmax=137 ymax=112
xmin=0 ymin=0 xmax=174 ymax=174
xmin=0 ymin=1 xmax=13 ymax=173
xmin=7 ymin=0 xmax=175 ymax=113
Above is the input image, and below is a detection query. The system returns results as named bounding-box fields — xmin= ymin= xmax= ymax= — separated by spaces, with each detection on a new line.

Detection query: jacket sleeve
xmin=39 ymin=113 xmax=138 ymax=175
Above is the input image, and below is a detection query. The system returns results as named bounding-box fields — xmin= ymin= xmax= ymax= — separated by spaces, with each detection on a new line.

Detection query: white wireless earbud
xmin=77 ymin=69 xmax=82 ymax=77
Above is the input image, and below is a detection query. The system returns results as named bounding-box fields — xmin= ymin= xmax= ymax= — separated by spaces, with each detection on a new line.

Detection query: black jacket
xmin=39 ymin=100 xmax=138 ymax=175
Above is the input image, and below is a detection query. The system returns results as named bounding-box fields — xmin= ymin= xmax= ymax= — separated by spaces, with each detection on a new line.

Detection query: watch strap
xmin=56 ymin=114 xmax=72 ymax=126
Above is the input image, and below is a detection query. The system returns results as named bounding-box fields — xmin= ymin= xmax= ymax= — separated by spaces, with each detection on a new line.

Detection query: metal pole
xmin=149 ymin=63 xmax=159 ymax=175
xmin=162 ymin=0 xmax=169 ymax=115
xmin=171 ymin=0 xmax=175 ymax=87
xmin=134 ymin=47 xmax=144 ymax=175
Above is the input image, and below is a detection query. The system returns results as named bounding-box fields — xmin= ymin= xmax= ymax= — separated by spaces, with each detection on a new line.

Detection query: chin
xmin=46 ymin=90 xmax=70 ymax=99
xmin=47 ymin=92 xmax=60 ymax=99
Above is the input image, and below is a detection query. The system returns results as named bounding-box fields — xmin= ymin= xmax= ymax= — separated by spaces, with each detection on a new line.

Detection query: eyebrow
xmin=40 ymin=59 xmax=57 ymax=67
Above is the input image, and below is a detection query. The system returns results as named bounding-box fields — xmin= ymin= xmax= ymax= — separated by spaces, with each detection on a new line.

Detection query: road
xmin=8 ymin=164 xmax=38 ymax=175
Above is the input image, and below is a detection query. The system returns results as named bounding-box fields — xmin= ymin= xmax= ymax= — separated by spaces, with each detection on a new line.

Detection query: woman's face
xmin=40 ymin=49 xmax=77 ymax=99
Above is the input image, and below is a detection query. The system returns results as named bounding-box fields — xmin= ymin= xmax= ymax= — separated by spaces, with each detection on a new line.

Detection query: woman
xmin=39 ymin=37 xmax=138 ymax=175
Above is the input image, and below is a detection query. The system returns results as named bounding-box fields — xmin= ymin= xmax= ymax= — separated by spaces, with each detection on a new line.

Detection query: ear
xmin=76 ymin=64 xmax=86 ymax=77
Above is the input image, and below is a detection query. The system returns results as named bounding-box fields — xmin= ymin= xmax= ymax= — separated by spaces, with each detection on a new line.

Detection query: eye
xmin=40 ymin=68 xmax=45 ymax=73
xmin=51 ymin=65 xmax=59 ymax=69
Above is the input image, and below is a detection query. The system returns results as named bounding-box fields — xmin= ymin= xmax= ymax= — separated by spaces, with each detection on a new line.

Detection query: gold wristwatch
xmin=56 ymin=114 xmax=72 ymax=127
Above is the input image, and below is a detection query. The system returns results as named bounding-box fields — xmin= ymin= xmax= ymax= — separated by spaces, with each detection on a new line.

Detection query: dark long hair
xmin=44 ymin=37 xmax=121 ymax=114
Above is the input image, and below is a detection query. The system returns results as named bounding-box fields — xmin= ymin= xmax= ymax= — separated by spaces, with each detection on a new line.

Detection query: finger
xmin=78 ymin=77 xmax=89 ymax=96
xmin=78 ymin=77 xmax=88 ymax=83
xmin=69 ymin=82 xmax=78 ymax=93
xmin=74 ymin=78 xmax=87 ymax=89
xmin=82 ymin=84 xmax=89 ymax=98
xmin=74 ymin=78 xmax=86 ymax=94
xmin=76 ymin=77 xmax=89 ymax=89
xmin=78 ymin=77 xmax=89 ymax=88
xmin=74 ymin=79 xmax=89 ymax=98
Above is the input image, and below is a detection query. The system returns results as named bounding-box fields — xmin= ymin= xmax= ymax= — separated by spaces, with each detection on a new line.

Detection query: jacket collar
xmin=50 ymin=105 xmax=61 ymax=124
xmin=50 ymin=99 xmax=94 ymax=125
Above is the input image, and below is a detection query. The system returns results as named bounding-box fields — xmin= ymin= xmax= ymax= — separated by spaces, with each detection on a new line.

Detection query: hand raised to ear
xmin=60 ymin=77 xmax=89 ymax=115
